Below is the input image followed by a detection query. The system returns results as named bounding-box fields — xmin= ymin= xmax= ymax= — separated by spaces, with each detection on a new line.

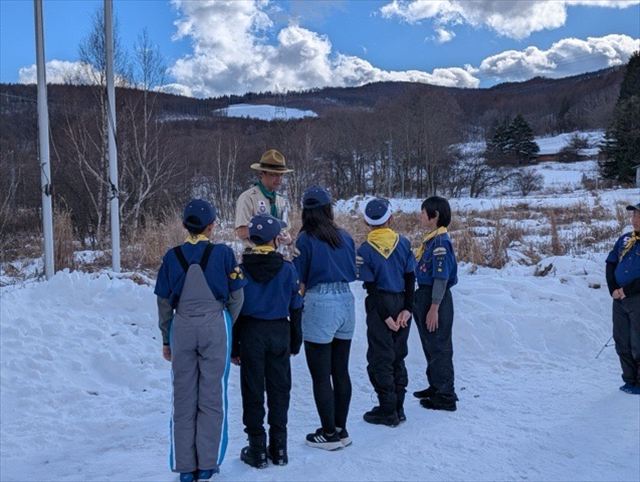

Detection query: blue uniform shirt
xmin=606 ymin=232 xmax=640 ymax=287
xmin=154 ymin=241 xmax=247 ymax=305
xmin=358 ymin=236 xmax=417 ymax=293
xmin=294 ymin=229 xmax=356 ymax=290
xmin=415 ymin=233 xmax=458 ymax=288
xmin=241 ymin=261 xmax=304 ymax=320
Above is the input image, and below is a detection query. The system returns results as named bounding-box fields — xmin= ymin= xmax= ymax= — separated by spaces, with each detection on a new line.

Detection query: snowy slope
xmin=1 ymin=256 xmax=639 ymax=481
xmin=213 ymin=104 xmax=318 ymax=121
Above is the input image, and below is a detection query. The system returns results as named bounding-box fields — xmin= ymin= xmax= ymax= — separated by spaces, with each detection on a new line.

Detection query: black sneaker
xmin=363 ymin=406 xmax=400 ymax=427
xmin=240 ymin=445 xmax=268 ymax=468
xmin=413 ymin=386 xmax=437 ymax=399
xmin=420 ymin=396 xmax=457 ymax=412
xmin=305 ymin=428 xmax=343 ymax=451
xmin=336 ymin=427 xmax=352 ymax=447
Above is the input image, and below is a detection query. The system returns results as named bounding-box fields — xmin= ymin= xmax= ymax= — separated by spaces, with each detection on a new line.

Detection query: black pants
xmin=414 ymin=285 xmax=456 ymax=400
xmin=365 ymin=292 xmax=410 ymax=412
xmin=613 ymin=295 xmax=640 ymax=384
xmin=304 ymin=338 xmax=352 ymax=433
xmin=239 ymin=317 xmax=291 ymax=440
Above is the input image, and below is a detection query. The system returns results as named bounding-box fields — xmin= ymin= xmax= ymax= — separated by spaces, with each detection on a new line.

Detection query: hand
xmin=162 ymin=345 xmax=172 ymax=362
xmin=385 ymin=316 xmax=400 ymax=332
xmin=396 ymin=310 xmax=411 ymax=328
xmin=613 ymin=288 xmax=626 ymax=300
xmin=426 ymin=305 xmax=439 ymax=333
xmin=277 ymin=231 xmax=293 ymax=246
xmin=231 ymin=357 xmax=241 ymax=366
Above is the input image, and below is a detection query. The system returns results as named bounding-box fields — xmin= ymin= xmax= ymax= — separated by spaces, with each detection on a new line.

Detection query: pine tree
xmin=599 ymin=51 xmax=640 ymax=183
xmin=485 ymin=119 xmax=512 ymax=164
xmin=510 ymin=114 xmax=539 ymax=164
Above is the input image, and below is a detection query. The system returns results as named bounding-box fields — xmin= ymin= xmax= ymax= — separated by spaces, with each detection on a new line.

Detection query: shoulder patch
xmin=433 ymin=246 xmax=447 ymax=256
xmin=229 ymin=266 xmax=244 ymax=280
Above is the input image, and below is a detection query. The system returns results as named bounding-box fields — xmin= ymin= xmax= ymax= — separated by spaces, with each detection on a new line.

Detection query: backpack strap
xmin=173 ymin=246 xmax=189 ymax=273
xmin=200 ymin=243 xmax=215 ymax=271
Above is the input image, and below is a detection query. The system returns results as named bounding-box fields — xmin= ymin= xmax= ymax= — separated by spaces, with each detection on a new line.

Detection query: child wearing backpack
xmin=155 ymin=199 xmax=246 ymax=482
xmin=412 ymin=196 xmax=459 ymax=412
xmin=357 ymin=198 xmax=416 ymax=427
xmin=232 ymin=214 xmax=303 ymax=469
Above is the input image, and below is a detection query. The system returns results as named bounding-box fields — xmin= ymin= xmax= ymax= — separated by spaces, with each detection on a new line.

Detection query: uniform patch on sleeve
xmin=433 ymin=247 xmax=447 ymax=256
xmin=229 ymin=266 xmax=244 ymax=280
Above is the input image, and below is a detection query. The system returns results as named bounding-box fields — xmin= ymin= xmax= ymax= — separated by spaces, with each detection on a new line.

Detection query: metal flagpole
xmin=104 ymin=0 xmax=120 ymax=272
xmin=33 ymin=0 xmax=54 ymax=279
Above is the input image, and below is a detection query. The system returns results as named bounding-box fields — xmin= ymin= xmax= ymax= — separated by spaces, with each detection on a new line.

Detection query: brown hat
xmin=250 ymin=149 xmax=294 ymax=173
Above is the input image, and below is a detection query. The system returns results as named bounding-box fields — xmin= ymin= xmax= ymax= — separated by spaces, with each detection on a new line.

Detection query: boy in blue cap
xmin=155 ymin=199 xmax=247 ymax=482
xmin=357 ymin=198 xmax=417 ymax=426
xmin=606 ymin=202 xmax=640 ymax=395
xmin=233 ymin=214 xmax=304 ymax=468
xmin=412 ymin=196 xmax=459 ymax=411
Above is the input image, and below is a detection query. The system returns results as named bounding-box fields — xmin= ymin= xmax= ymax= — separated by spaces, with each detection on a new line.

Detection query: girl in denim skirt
xmin=294 ymin=186 xmax=357 ymax=451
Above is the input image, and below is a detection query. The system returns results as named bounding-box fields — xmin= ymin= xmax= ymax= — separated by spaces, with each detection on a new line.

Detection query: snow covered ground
xmin=213 ymin=104 xmax=318 ymax=121
xmin=1 ymin=254 xmax=639 ymax=481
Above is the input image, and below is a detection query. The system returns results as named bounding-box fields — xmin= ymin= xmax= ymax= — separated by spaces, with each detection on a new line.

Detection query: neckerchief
xmin=185 ymin=234 xmax=210 ymax=244
xmin=256 ymin=181 xmax=278 ymax=217
xmin=250 ymin=245 xmax=276 ymax=255
xmin=415 ymin=227 xmax=448 ymax=260
xmin=367 ymin=228 xmax=400 ymax=259
xmin=620 ymin=231 xmax=640 ymax=261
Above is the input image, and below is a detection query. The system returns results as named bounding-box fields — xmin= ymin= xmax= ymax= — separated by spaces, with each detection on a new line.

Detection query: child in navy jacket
xmin=234 ymin=214 xmax=303 ymax=468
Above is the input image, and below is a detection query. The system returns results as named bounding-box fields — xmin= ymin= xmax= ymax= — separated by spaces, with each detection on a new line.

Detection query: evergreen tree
xmin=485 ymin=119 xmax=512 ymax=164
xmin=599 ymin=51 xmax=640 ymax=183
xmin=510 ymin=114 xmax=539 ymax=164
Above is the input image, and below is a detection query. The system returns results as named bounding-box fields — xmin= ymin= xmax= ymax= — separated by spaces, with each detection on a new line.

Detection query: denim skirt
xmin=302 ymin=282 xmax=356 ymax=344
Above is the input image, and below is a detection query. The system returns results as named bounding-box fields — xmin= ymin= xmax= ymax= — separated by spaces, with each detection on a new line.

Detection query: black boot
xmin=240 ymin=434 xmax=268 ymax=468
xmin=396 ymin=391 xmax=406 ymax=422
xmin=268 ymin=433 xmax=288 ymax=466
xmin=413 ymin=386 xmax=437 ymax=399
xmin=420 ymin=394 xmax=457 ymax=412
xmin=363 ymin=406 xmax=400 ymax=427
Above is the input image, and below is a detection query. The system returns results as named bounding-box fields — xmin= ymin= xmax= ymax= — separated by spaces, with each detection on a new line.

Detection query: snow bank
xmin=214 ymin=104 xmax=318 ymax=121
xmin=1 ymin=258 xmax=638 ymax=481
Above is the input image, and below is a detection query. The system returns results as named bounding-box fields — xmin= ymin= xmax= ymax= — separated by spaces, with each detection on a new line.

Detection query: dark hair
xmin=421 ymin=196 xmax=451 ymax=227
xmin=300 ymin=204 xmax=343 ymax=249
xmin=183 ymin=216 xmax=206 ymax=236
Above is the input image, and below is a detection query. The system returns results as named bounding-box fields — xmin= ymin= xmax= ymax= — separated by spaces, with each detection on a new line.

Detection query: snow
xmin=2 ymin=257 xmax=639 ymax=481
xmin=213 ymin=104 xmax=318 ymax=121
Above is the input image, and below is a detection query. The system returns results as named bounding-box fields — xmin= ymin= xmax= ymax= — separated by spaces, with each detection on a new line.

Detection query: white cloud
xmin=478 ymin=34 xmax=640 ymax=81
xmin=379 ymin=0 xmax=639 ymax=39
xmin=18 ymin=60 xmax=100 ymax=85
xmin=434 ymin=28 xmax=455 ymax=44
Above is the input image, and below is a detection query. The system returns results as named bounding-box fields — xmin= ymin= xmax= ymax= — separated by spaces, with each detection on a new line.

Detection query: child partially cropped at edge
xmin=357 ymin=198 xmax=416 ymax=427
xmin=412 ymin=196 xmax=459 ymax=412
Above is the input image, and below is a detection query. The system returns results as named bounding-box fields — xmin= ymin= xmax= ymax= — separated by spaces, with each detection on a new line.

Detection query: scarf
xmin=620 ymin=231 xmax=640 ymax=261
xmin=250 ymin=245 xmax=276 ymax=255
xmin=415 ymin=227 xmax=448 ymax=260
xmin=367 ymin=228 xmax=400 ymax=259
xmin=185 ymin=234 xmax=210 ymax=244
xmin=256 ymin=181 xmax=278 ymax=217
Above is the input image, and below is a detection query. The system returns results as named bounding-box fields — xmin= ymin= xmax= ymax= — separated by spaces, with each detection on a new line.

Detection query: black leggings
xmin=304 ymin=338 xmax=352 ymax=433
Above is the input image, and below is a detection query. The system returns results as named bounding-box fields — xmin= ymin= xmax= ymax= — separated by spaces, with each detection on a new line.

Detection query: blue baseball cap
xmin=364 ymin=197 xmax=392 ymax=226
xmin=302 ymin=186 xmax=332 ymax=209
xmin=183 ymin=199 xmax=216 ymax=230
xmin=248 ymin=214 xmax=287 ymax=245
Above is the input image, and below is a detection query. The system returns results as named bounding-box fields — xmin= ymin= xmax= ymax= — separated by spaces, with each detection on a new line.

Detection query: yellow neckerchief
xmin=250 ymin=245 xmax=276 ymax=255
xmin=367 ymin=227 xmax=400 ymax=259
xmin=185 ymin=234 xmax=210 ymax=244
xmin=620 ymin=232 xmax=640 ymax=261
xmin=415 ymin=227 xmax=448 ymax=260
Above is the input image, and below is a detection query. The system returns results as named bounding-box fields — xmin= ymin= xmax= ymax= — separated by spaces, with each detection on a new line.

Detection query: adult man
xmin=235 ymin=149 xmax=293 ymax=249
xmin=606 ymin=202 xmax=640 ymax=395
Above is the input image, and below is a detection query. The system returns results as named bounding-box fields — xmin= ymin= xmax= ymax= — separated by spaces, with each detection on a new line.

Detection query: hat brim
xmin=626 ymin=205 xmax=640 ymax=211
xmin=250 ymin=163 xmax=294 ymax=173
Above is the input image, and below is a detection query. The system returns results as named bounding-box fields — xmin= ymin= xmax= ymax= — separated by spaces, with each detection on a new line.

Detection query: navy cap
xmin=626 ymin=203 xmax=640 ymax=212
xmin=364 ymin=197 xmax=392 ymax=226
xmin=248 ymin=214 xmax=287 ymax=245
xmin=183 ymin=199 xmax=216 ymax=230
xmin=302 ymin=186 xmax=332 ymax=209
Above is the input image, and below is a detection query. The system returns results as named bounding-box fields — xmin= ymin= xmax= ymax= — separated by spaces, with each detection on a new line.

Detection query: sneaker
xmin=420 ymin=396 xmax=457 ymax=412
xmin=336 ymin=427 xmax=352 ymax=447
xmin=305 ymin=428 xmax=343 ymax=451
xmin=196 ymin=469 xmax=218 ymax=480
xmin=240 ymin=445 xmax=268 ymax=468
xmin=363 ymin=406 xmax=400 ymax=427
xmin=180 ymin=473 xmax=197 ymax=482
xmin=620 ymin=383 xmax=640 ymax=395
xmin=413 ymin=386 xmax=437 ymax=399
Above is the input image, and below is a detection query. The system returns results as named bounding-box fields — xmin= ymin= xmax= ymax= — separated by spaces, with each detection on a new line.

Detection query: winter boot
xmin=363 ymin=406 xmax=400 ymax=427
xmin=196 ymin=469 xmax=218 ymax=480
xmin=240 ymin=434 xmax=268 ymax=468
xmin=337 ymin=427 xmax=352 ymax=447
xmin=179 ymin=473 xmax=197 ymax=482
xmin=420 ymin=393 xmax=457 ymax=411
xmin=620 ymin=383 xmax=640 ymax=394
xmin=268 ymin=433 xmax=288 ymax=466
xmin=305 ymin=428 xmax=343 ymax=451
xmin=396 ymin=390 xmax=406 ymax=422
xmin=413 ymin=386 xmax=437 ymax=399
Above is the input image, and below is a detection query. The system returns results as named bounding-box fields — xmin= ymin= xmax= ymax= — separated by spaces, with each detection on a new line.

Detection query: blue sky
xmin=1 ymin=0 xmax=638 ymax=97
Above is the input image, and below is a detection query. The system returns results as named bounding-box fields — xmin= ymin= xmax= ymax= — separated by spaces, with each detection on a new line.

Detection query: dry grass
xmin=54 ymin=207 xmax=75 ymax=271
xmin=452 ymin=228 xmax=486 ymax=265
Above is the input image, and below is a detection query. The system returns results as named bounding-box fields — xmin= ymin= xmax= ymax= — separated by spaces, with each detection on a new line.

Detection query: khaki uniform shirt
xmin=235 ymin=185 xmax=290 ymax=229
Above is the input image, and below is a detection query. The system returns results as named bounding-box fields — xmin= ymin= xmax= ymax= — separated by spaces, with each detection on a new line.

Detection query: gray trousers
xmin=613 ymin=295 xmax=640 ymax=385
xmin=170 ymin=264 xmax=230 ymax=473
